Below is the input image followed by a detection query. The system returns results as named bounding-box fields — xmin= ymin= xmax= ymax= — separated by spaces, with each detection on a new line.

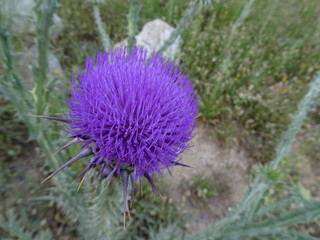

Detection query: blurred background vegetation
xmin=56 ymin=0 xmax=320 ymax=161
xmin=1 ymin=0 xmax=320 ymax=239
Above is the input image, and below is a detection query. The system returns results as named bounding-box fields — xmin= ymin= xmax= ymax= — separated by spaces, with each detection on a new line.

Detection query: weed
xmin=182 ymin=172 xmax=230 ymax=206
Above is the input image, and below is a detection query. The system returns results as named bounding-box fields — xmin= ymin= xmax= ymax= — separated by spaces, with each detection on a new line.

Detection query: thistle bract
xmin=43 ymin=47 xmax=198 ymax=212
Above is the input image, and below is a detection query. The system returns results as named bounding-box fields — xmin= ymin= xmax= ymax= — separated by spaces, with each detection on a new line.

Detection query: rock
xmin=51 ymin=14 xmax=64 ymax=40
xmin=1 ymin=0 xmax=63 ymax=40
xmin=17 ymin=46 xmax=64 ymax=91
xmin=115 ymin=19 xmax=182 ymax=61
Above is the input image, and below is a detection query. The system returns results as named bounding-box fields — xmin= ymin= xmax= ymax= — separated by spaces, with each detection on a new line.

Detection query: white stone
xmin=115 ymin=19 xmax=182 ymax=61
xmin=17 ymin=46 xmax=64 ymax=91
xmin=51 ymin=14 xmax=64 ymax=40
xmin=1 ymin=0 xmax=63 ymax=39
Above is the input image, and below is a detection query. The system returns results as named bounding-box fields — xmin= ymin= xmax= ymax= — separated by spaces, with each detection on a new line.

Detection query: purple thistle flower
xmin=42 ymin=47 xmax=198 ymax=213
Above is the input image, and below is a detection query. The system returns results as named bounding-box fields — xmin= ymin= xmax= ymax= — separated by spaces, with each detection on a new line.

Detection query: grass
xmin=181 ymin=172 xmax=230 ymax=206
xmin=181 ymin=0 xmax=320 ymax=161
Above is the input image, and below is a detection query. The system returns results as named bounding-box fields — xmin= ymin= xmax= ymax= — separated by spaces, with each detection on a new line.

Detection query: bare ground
xmin=160 ymin=122 xmax=320 ymax=233
xmin=161 ymin=122 xmax=253 ymax=232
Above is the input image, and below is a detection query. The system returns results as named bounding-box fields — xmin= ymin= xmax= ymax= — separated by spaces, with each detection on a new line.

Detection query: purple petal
xmin=42 ymin=148 xmax=91 ymax=183
xmin=144 ymin=171 xmax=158 ymax=193
xmin=55 ymin=138 xmax=83 ymax=154
xmin=35 ymin=115 xmax=71 ymax=124
xmin=75 ymin=165 xmax=91 ymax=181
xmin=170 ymin=161 xmax=192 ymax=168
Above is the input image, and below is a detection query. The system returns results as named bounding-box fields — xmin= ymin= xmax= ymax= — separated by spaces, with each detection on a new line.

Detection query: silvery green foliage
xmin=198 ymin=0 xmax=212 ymax=7
xmin=0 ymin=210 xmax=33 ymax=240
xmin=0 ymin=1 xmax=34 ymax=131
xmin=85 ymin=0 xmax=110 ymax=50
xmin=149 ymin=225 xmax=183 ymax=240
xmin=128 ymin=0 xmax=139 ymax=50
xmin=34 ymin=0 xmax=57 ymax=116
xmin=272 ymin=72 xmax=320 ymax=167
xmin=185 ymin=189 xmax=320 ymax=240
xmin=156 ymin=0 xmax=212 ymax=54
xmin=86 ymin=0 xmax=105 ymax=4
xmin=0 ymin=210 xmax=53 ymax=240
xmin=40 ymin=177 xmax=126 ymax=240
xmin=93 ymin=5 xmax=111 ymax=50
xmin=158 ymin=0 xmax=200 ymax=54
xmin=220 ymin=200 xmax=320 ymax=240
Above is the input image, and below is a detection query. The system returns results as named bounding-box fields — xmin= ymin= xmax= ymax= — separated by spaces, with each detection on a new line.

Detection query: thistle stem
xmin=157 ymin=0 xmax=200 ymax=54
xmin=93 ymin=5 xmax=111 ymax=51
xmin=127 ymin=0 xmax=139 ymax=51
xmin=272 ymin=72 xmax=320 ymax=168
xmin=34 ymin=0 xmax=57 ymax=117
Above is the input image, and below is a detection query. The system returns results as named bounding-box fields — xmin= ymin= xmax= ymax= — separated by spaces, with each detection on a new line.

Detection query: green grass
xmin=182 ymin=172 xmax=230 ymax=205
xmin=181 ymin=0 xmax=320 ymax=161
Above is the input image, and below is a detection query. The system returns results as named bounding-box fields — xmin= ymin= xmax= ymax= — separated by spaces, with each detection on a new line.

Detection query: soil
xmin=161 ymin=122 xmax=320 ymax=233
xmin=291 ymin=124 xmax=320 ymax=200
xmin=161 ymin=122 xmax=253 ymax=233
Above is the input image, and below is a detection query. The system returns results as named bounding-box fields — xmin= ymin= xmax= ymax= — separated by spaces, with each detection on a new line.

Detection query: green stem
xmin=158 ymin=0 xmax=199 ymax=54
xmin=272 ymin=72 xmax=320 ymax=168
xmin=224 ymin=0 xmax=256 ymax=52
xmin=34 ymin=0 xmax=57 ymax=117
xmin=127 ymin=0 xmax=139 ymax=51
xmin=0 ymin=20 xmax=34 ymax=133
xmin=93 ymin=5 xmax=111 ymax=51
xmin=240 ymin=72 xmax=320 ymax=226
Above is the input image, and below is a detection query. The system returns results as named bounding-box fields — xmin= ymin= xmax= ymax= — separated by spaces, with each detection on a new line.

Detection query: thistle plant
xmin=40 ymin=47 xmax=198 ymax=214
xmin=158 ymin=0 xmax=209 ymax=54
xmin=86 ymin=0 xmax=111 ymax=51
xmin=2 ymin=0 xmax=320 ymax=239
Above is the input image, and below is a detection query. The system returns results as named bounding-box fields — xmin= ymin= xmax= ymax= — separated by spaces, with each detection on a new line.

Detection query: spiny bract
xmin=42 ymin=47 xmax=198 ymax=213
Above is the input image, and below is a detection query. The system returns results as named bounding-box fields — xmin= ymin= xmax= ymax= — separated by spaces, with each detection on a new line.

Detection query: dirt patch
xmin=161 ymin=122 xmax=252 ymax=232
xmin=291 ymin=124 xmax=320 ymax=200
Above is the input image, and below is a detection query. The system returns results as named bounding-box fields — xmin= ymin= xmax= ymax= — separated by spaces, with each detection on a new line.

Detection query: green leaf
xmin=223 ymin=201 xmax=320 ymax=239
xmin=0 ymin=210 xmax=34 ymax=240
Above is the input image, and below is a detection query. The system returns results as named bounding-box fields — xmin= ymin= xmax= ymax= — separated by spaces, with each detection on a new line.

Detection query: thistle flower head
xmin=42 ymin=47 xmax=198 ymax=212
